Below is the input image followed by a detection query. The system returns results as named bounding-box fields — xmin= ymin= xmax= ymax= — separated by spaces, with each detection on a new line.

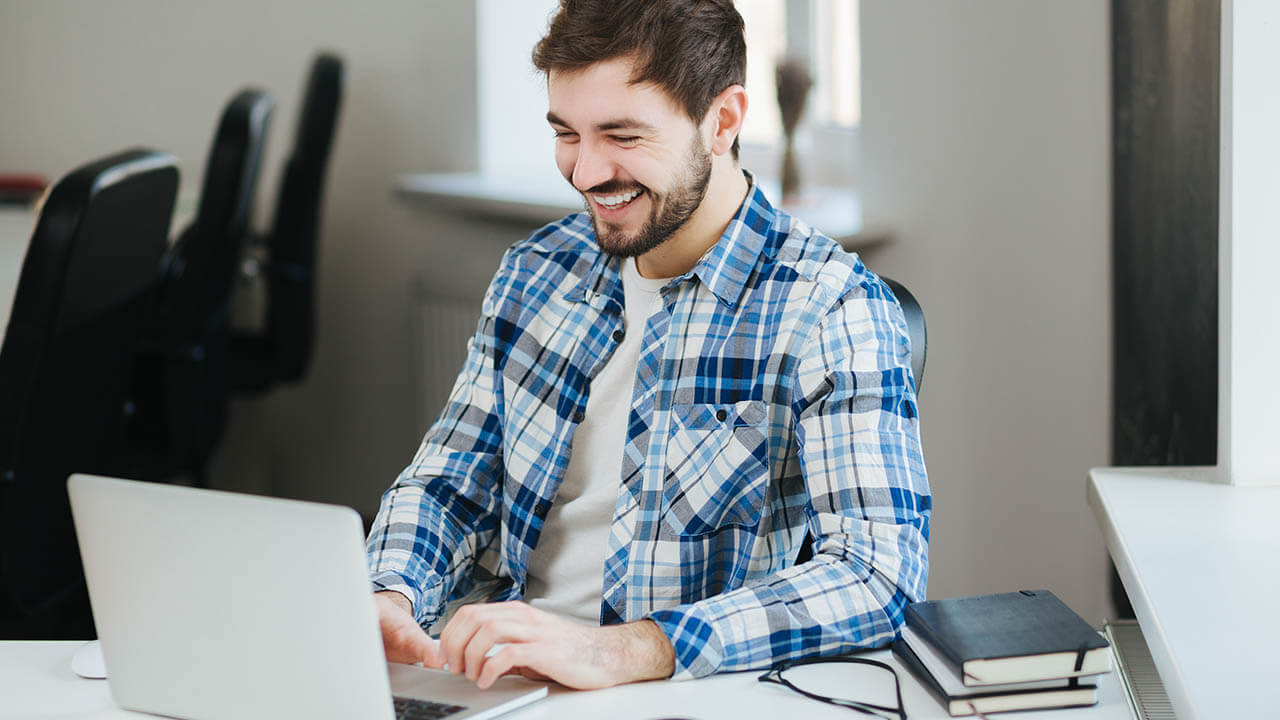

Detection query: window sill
xmin=394 ymin=172 xmax=890 ymax=252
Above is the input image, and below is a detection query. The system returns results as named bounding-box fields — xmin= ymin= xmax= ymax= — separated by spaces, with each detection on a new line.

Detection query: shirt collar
xmin=564 ymin=170 xmax=779 ymax=311
xmin=686 ymin=170 xmax=776 ymax=309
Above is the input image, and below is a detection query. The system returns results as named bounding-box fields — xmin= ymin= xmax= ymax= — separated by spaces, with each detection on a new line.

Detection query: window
xmin=474 ymin=0 xmax=862 ymax=189
xmin=738 ymin=0 xmax=862 ymax=188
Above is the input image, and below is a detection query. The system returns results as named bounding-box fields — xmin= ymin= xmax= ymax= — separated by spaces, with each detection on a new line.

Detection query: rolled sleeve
xmin=646 ymin=274 xmax=930 ymax=679
xmin=365 ymin=255 xmax=516 ymax=626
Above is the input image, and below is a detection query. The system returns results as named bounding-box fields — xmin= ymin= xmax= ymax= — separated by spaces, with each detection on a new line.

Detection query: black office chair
xmin=794 ymin=275 xmax=927 ymax=565
xmin=231 ymin=53 xmax=344 ymax=392
xmin=130 ymin=90 xmax=274 ymax=483
xmin=0 ymin=149 xmax=179 ymax=639
xmin=882 ymin=277 xmax=926 ymax=390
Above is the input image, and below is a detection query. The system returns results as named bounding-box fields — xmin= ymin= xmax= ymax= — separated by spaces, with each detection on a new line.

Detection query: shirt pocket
xmin=661 ymin=399 xmax=770 ymax=536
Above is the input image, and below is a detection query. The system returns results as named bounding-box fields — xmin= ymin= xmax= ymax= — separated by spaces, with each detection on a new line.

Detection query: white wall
xmin=0 ymin=0 xmax=480 ymax=517
xmin=857 ymin=1 xmax=1112 ymax=622
xmin=1219 ymin=0 xmax=1280 ymax=487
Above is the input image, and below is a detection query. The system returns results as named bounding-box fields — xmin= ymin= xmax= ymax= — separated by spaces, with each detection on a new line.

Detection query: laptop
xmin=67 ymin=473 xmax=547 ymax=720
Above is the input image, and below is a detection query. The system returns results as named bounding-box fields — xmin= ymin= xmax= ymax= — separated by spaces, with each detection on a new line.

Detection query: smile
xmin=591 ymin=189 xmax=642 ymax=209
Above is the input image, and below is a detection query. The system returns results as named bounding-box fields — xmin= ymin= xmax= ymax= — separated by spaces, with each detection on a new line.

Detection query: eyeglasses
xmin=758 ymin=656 xmax=907 ymax=720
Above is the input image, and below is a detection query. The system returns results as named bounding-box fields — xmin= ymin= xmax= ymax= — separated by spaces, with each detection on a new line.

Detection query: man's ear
xmin=707 ymin=84 xmax=748 ymax=156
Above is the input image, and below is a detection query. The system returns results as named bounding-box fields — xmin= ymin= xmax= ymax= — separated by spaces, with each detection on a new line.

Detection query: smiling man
xmin=366 ymin=0 xmax=930 ymax=690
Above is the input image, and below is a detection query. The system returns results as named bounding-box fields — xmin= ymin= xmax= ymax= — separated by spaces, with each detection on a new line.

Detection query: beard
xmin=584 ymin=136 xmax=713 ymax=258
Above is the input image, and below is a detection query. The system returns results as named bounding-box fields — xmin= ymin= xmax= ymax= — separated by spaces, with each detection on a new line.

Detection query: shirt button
xmin=534 ymin=501 xmax=550 ymax=519
xmin=715 ymin=408 xmax=728 ymax=422
xmin=573 ymin=410 xmax=585 ymax=423
xmin=612 ymin=329 xmax=625 ymax=343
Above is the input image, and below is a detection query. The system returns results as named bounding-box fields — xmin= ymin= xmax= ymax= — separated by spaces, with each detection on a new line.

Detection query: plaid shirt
xmin=367 ymin=176 xmax=930 ymax=679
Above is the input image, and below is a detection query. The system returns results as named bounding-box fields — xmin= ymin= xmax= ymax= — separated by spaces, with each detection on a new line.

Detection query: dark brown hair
xmin=532 ymin=0 xmax=747 ymax=155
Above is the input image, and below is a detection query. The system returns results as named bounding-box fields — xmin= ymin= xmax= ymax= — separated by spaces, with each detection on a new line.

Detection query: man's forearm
xmin=377 ymin=589 xmax=414 ymax=617
xmin=610 ymin=619 xmax=675 ymax=683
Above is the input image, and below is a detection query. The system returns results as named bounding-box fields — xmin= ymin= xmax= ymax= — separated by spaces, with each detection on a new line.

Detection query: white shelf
xmin=395 ymin=172 xmax=890 ymax=252
xmin=1087 ymin=467 xmax=1280 ymax=720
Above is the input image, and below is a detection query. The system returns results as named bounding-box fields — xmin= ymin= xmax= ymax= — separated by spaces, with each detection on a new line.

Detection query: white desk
xmin=2 ymin=641 xmax=1134 ymax=719
xmin=1088 ymin=467 xmax=1280 ymax=720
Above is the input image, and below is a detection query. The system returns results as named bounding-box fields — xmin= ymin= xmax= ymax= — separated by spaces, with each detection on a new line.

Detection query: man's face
xmin=547 ymin=57 xmax=712 ymax=259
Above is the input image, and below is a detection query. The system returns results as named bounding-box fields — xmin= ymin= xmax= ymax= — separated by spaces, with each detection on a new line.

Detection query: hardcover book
xmin=905 ymin=589 xmax=1111 ymax=686
xmin=894 ymin=639 xmax=1098 ymax=717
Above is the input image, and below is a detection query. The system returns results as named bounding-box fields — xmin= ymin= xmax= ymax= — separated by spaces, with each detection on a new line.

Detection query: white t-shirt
xmin=524 ymin=257 xmax=671 ymax=623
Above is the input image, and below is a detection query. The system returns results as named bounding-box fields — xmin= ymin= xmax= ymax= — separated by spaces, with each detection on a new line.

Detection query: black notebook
xmin=905 ymin=590 xmax=1111 ymax=686
xmin=893 ymin=639 xmax=1098 ymax=717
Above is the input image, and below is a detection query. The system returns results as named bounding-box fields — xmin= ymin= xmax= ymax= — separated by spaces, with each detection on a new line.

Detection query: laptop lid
xmin=67 ymin=474 xmax=545 ymax=720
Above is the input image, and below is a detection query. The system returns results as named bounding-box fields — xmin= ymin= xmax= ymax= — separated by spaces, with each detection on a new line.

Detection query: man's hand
xmin=374 ymin=591 xmax=444 ymax=667
xmin=437 ymin=600 xmax=675 ymax=690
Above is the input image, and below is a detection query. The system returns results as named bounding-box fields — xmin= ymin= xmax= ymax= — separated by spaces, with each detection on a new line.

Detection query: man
xmin=367 ymin=0 xmax=929 ymax=690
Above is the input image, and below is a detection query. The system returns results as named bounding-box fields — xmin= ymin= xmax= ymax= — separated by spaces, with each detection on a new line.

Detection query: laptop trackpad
xmin=387 ymin=662 xmax=548 ymax=719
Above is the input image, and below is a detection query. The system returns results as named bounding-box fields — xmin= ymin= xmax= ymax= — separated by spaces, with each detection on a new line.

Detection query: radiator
xmin=1106 ymin=620 xmax=1176 ymax=720
xmin=413 ymin=283 xmax=483 ymax=433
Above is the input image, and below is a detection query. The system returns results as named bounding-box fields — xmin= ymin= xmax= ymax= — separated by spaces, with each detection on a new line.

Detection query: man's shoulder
xmin=765 ymin=210 xmax=879 ymax=304
xmin=485 ymin=212 xmax=599 ymax=308
xmin=507 ymin=212 xmax=597 ymax=261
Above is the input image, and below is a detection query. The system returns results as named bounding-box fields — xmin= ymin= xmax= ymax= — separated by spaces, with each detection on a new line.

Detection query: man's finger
xmin=463 ymin=621 xmax=530 ymax=681
xmin=419 ymin=635 xmax=445 ymax=669
xmin=384 ymin=618 xmax=436 ymax=665
xmin=515 ymin=666 xmax=552 ymax=682
xmin=400 ymin=624 xmax=441 ymax=668
xmin=475 ymin=643 xmax=530 ymax=689
xmin=439 ymin=605 xmax=491 ymax=675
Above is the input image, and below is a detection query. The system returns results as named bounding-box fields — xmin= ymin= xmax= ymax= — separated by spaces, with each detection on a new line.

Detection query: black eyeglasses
xmin=758 ymin=656 xmax=907 ymax=720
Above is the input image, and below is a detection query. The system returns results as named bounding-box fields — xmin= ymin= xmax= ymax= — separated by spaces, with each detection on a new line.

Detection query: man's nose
xmin=571 ymin=142 xmax=613 ymax=193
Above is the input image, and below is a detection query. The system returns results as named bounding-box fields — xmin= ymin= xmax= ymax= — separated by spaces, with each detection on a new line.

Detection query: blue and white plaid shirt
xmin=367 ymin=176 xmax=930 ymax=679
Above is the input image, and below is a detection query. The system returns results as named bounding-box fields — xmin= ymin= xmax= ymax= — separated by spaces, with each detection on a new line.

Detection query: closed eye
xmin=612 ymin=135 xmax=641 ymax=147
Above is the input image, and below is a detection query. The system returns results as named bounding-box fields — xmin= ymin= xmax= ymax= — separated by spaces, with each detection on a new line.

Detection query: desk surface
xmin=2 ymin=641 xmax=1134 ymax=720
xmin=1088 ymin=467 xmax=1280 ymax=720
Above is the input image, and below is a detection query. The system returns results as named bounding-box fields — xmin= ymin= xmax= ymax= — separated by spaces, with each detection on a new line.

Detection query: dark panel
xmin=1112 ymin=0 xmax=1219 ymax=468
xmin=1110 ymin=0 xmax=1220 ymax=617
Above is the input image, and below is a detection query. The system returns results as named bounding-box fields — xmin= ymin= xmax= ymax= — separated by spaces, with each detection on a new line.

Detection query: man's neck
xmin=634 ymin=163 xmax=750 ymax=279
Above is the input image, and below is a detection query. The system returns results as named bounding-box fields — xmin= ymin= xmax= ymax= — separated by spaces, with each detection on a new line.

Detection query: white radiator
xmin=413 ymin=283 xmax=483 ymax=432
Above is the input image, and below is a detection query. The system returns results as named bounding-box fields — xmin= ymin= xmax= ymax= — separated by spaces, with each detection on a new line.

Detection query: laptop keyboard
xmin=393 ymin=696 xmax=468 ymax=719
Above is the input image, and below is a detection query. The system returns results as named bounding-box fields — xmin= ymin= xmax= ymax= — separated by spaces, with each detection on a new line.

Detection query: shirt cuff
xmin=646 ymin=603 xmax=726 ymax=680
xmin=370 ymin=570 xmax=439 ymax=626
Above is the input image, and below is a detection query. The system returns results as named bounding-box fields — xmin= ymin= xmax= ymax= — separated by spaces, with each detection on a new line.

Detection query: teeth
xmin=593 ymin=190 xmax=641 ymax=208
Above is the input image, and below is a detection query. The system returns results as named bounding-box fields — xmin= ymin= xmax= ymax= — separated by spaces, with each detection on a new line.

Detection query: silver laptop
xmin=68 ymin=474 xmax=547 ymax=720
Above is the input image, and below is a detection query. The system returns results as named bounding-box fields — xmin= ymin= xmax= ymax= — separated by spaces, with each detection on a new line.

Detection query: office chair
xmin=882 ymin=277 xmax=926 ymax=389
xmin=130 ymin=89 xmax=274 ymax=483
xmin=794 ymin=275 xmax=927 ymax=565
xmin=231 ymin=53 xmax=344 ymax=392
xmin=0 ymin=149 xmax=179 ymax=639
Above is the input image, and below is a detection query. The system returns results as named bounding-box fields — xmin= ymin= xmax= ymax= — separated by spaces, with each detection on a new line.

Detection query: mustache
xmin=584 ymin=180 xmax=646 ymax=196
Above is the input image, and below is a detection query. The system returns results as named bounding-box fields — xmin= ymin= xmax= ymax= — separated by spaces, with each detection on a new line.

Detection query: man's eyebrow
xmin=545 ymin=112 xmax=656 ymax=134
xmin=595 ymin=118 xmax=657 ymax=133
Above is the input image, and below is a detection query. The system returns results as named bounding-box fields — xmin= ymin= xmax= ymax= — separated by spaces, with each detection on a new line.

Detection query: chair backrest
xmin=162 ymin=89 xmax=274 ymax=337
xmin=264 ymin=53 xmax=342 ymax=384
xmin=0 ymin=149 xmax=178 ymax=638
xmin=137 ymin=90 xmax=272 ymax=479
xmin=881 ymin=276 xmax=927 ymax=391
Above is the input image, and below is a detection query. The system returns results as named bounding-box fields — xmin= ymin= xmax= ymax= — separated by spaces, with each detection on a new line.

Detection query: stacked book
xmin=892 ymin=590 xmax=1113 ymax=717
